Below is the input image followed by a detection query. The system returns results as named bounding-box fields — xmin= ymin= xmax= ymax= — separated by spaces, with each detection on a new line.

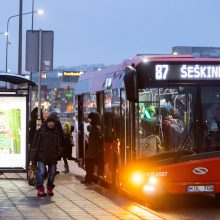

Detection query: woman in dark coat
xmin=81 ymin=112 xmax=104 ymax=184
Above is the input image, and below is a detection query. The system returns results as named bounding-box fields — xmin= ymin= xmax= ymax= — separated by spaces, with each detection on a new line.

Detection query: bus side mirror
xmin=124 ymin=66 xmax=138 ymax=102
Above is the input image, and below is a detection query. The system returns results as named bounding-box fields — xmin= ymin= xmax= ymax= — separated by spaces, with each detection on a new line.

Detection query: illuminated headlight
xmin=149 ymin=176 xmax=158 ymax=185
xmin=131 ymin=172 xmax=145 ymax=186
xmin=143 ymin=185 xmax=155 ymax=193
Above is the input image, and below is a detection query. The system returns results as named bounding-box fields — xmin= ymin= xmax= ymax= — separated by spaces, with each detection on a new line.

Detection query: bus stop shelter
xmin=0 ymin=74 xmax=36 ymax=173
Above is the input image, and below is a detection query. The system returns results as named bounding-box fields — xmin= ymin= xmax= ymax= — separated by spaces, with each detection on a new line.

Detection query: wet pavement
xmin=0 ymin=162 xmax=162 ymax=220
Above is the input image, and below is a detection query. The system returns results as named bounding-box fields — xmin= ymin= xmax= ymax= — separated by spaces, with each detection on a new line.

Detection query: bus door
xmin=96 ymin=92 xmax=104 ymax=176
xmin=97 ymin=92 xmax=104 ymax=117
xmin=76 ymin=95 xmax=84 ymax=167
xmin=120 ymin=89 xmax=133 ymax=165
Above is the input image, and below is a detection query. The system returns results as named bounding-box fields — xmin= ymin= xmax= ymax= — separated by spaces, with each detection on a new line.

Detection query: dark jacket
xmin=63 ymin=134 xmax=73 ymax=159
xmin=30 ymin=124 xmax=63 ymax=164
xmin=86 ymin=112 xmax=103 ymax=159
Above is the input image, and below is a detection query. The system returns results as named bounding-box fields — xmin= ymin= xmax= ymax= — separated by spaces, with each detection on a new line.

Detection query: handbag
xmin=28 ymin=163 xmax=37 ymax=186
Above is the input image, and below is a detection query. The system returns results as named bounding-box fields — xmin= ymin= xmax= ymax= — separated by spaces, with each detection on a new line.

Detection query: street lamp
xmin=5 ymin=9 xmax=44 ymax=73
xmin=0 ymin=32 xmax=8 ymax=36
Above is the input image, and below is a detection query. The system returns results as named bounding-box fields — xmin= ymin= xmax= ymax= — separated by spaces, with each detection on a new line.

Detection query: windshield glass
xmin=202 ymin=87 xmax=220 ymax=152
xmin=137 ymin=87 xmax=195 ymax=158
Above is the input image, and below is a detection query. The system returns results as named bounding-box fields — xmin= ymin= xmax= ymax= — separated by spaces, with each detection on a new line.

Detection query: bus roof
xmin=76 ymin=55 xmax=220 ymax=95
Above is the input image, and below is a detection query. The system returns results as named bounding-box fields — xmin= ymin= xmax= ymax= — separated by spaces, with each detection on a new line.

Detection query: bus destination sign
xmin=155 ymin=64 xmax=220 ymax=80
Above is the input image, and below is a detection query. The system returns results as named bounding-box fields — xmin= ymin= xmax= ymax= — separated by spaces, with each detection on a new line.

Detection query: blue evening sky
xmin=0 ymin=0 xmax=220 ymax=73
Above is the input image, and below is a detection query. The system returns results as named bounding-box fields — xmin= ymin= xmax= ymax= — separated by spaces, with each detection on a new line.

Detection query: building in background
xmin=31 ymin=70 xmax=80 ymax=122
xmin=29 ymin=64 xmax=106 ymax=122
xmin=172 ymin=46 xmax=220 ymax=58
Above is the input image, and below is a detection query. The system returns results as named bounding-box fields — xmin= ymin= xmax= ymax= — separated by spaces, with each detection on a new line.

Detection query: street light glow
xmin=37 ymin=9 xmax=44 ymax=15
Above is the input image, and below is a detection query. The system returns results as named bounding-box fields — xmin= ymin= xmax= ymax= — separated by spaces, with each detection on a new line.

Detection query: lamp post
xmin=32 ymin=0 xmax=34 ymax=31
xmin=18 ymin=0 xmax=22 ymax=75
xmin=5 ymin=10 xmax=44 ymax=73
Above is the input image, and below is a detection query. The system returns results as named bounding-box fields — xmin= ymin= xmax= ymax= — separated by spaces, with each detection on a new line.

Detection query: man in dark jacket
xmin=81 ymin=112 xmax=104 ymax=184
xmin=30 ymin=116 xmax=63 ymax=197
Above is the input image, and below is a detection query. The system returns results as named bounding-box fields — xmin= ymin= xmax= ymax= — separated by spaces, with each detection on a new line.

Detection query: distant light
xmin=37 ymin=9 xmax=44 ymax=15
xmin=173 ymin=52 xmax=178 ymax=55
xmin=57 ymin=72 xmax=63 ymax=77
xmin=7 ymin=69 xmax=11 ymax=73
xmin=79 ymin=71 xmax=84 ymax=75
xmin=24 ymin=75 xmax=30 ymax=80
xmin=143 ymin=58 xmax=149 ymax=63
xmin=4 ymin=32 xmax=8 ymax=36
xmin=97 ymin=68 xmax=102 ymax=71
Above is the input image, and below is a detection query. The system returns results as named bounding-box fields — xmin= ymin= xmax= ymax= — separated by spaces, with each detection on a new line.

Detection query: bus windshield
xmin=202 ymin=86 xmax=220 ymax=152
xmin=137 ymin=86 xmax=195 ymax=158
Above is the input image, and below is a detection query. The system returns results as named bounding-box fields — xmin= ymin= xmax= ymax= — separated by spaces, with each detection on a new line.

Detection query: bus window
xmin=103 ymin=90 xmax=121 ymax=142
xmin=202 ymin=87 xmax=220 ymax=151
xmin=137 ymin=87 xmax=195 ymax=158
xmin=89 ymin=94 xmax=97 ymax=112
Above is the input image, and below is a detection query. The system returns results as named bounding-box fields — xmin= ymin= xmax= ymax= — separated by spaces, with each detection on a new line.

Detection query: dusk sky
xmin=0 ymin=0 xmax=220 ymax=73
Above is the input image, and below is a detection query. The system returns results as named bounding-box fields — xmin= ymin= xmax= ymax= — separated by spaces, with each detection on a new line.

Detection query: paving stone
xmin=0 ymin=161 xmax=162 ymax=220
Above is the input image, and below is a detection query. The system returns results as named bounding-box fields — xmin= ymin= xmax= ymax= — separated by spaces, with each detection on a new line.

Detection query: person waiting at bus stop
xmin=81 ymin=112 xmax=104 ymax=184
xmin=30 ymin=116 xmax=63 ymax=197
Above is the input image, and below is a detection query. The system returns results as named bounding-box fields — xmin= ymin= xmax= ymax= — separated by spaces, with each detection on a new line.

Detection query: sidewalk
xmin=0 ymin=162 xmax=162 ymax=220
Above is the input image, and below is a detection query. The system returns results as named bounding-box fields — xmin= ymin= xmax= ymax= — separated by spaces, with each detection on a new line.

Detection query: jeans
xmin=36 ymin=161 xmax=56 ymax=190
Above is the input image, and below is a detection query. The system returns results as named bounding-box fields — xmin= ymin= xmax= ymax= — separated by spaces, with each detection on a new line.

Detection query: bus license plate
xmin=187 ymin=185 xmax=214 ymax=192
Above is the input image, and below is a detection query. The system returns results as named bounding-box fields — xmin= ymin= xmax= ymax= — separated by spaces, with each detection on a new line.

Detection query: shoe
xmin=63 ymin=165 xmax=69 ymax=173
xmin=80 ymin=180 xmax=91 ymax=185
xmin=55 ymin=171 xmax=60 ymax=176
xmin=67 ymin=156 xmax=76 ymax=160
xmin=37 ymin=187 xmax=47 ymax=197
xmin=47 ymin=187 xmax=54 ymax=196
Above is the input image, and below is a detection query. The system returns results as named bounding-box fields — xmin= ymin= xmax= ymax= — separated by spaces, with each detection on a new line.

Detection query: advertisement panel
xmin=0 ymin=96 xmax=26 ymax=168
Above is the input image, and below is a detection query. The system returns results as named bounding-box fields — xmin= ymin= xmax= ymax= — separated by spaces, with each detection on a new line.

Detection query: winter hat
xmin=88 ymin=112 xmax=101 ymax=126
xmin=47 ymin=116 xmax=57 ymax=123
xmin=50 ymin=111 xmax=58 ymax=119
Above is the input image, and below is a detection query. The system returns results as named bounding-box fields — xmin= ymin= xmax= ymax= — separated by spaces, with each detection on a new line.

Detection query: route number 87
xmin=155 ymin=65 xmax=169 ymax=80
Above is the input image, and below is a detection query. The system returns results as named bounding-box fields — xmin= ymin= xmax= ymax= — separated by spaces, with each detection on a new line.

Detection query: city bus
xmin=74 ymin=55 xmax=220 ymax=200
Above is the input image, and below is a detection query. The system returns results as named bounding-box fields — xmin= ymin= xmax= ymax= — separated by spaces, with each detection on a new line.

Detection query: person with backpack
xmin=62 ymin=122 xmax=77 ymax=173
xmin=30 ymin=116 xmax=63 ymax=197
xmin=81 ymin=112 xmax=104 ymax=184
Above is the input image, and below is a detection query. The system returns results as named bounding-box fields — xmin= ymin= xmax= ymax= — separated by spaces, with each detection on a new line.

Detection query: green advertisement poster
xmin=0 ymin=109 xmax=21 ymax=154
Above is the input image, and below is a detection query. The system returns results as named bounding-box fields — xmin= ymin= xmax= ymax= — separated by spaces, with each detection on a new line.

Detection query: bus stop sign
xmin=26 ymin=30 xmax=54 ymax=72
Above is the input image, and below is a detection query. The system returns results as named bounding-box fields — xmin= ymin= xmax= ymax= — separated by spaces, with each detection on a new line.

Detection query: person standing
xmin=30 ymin=116 xmax=63 ymax=197
xmin=81 ymin=112 xmax=104 ymax=184
xmin=62 ymin=122 xmax=75 ymax=173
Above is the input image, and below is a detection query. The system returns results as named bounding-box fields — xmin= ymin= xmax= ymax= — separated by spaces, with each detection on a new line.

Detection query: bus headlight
xmin=131 ymin=172 xmax=145 ymax=186
xmin=149 ymin=176 xmax=158 ymax=185
xmin=143 ymin=184 xmax=155 ymax=193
